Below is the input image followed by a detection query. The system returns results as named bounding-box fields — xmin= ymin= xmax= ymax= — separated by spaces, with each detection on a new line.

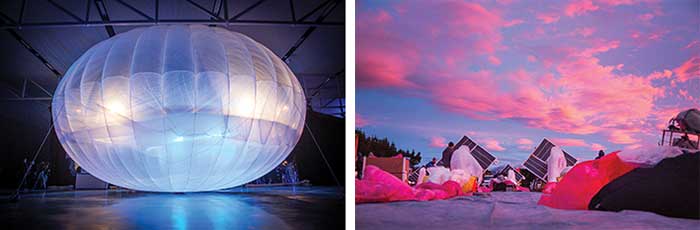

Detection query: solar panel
xmin=515 ymin=170 xmax=525 ymax=181
xmin=471 ymin=145 xmax=496 ymax=170
xmin=563 ymin=150 xmax=577 ymax=166
xmin=523 ymin=155 xmax=547 ymax=180
xmin=455 ymin=135 xmax=477 ymax=151
xmin=533 ymin=139 xmax=555 ymax=160
xmin=506 ymin=165 xmax=525 ymax=182
xmin=524 ymin=138 xmax=580 ymax=181
xmin=493 ymin=164 xmax=525 ymax=182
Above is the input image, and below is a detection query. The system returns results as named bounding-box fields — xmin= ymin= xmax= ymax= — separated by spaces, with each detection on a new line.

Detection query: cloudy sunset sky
xmin=356 ymin=0 xmax=699 ymax=165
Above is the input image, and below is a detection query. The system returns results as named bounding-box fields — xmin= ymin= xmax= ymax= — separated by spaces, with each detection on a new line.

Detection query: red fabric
xmin=356 ymin=165 xmax=415 ymax=203
xmin=516 ymin=186 xmax=530 ymax=192
xmin=541 ymin=182 xmax=557 ymax=194
xmin=538 ymin=151 xmax=639 ymax=209
xmin=356 ymin=165 xmax=469 ymax=203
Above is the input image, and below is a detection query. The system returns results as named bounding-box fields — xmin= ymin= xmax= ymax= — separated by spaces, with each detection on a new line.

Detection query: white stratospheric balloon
xmin=51 ymin=25 xmax=306 ymax=192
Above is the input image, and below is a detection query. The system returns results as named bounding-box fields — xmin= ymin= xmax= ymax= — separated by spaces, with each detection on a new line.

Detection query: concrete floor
xmin=0 ymin=186 xmax=344 ymax=230
xmin=357 ymin=192 xmax=699 ymax=229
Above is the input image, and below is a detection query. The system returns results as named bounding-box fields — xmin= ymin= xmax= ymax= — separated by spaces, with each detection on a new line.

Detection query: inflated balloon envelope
xmin=52 ymin=25 xmax=306 ymax=192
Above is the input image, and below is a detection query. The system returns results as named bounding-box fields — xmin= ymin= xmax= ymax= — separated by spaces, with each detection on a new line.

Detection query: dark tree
xmin=355 ymin=130 xmax=423 ymax=169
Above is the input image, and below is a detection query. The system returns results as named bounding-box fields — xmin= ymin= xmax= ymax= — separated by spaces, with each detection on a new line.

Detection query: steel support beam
xmin=321 ymin=97 xmax=340 ymax=108
xmin=298 ymin=0 xmax=332 ymax=22
xmin=18 ymin=0 xmax=27 ymax=25
xmin=29 ymin=80 xmax=53 ymax=97
xmin=282 ymin=0 xmax=340 ymax=61
xmin=1 ymin=97 xmax=52 ymax=101
xmin=4 ymin=29 xmax=63 ymax=77
xmin=114 ymin=0 xmax=154 ymax=20
xmin=94 ymin=0 xmax=116 ymax=37
xmin=0 ymin=19 xmax=341 ymax=29
xmin=289 ymin=0 xmax=296 ymax=22
xmin=310 ymin=70 xmax=343 ymax=97
xmin=186 ymin=0 xmax=223 ymax=21
xmin=155 ymin=0 xmax=159 ymax=23
xmin=48 ymin=0 xmax=84 ymax=22
xmin=231 ymin=0 xmax=267 ymax=21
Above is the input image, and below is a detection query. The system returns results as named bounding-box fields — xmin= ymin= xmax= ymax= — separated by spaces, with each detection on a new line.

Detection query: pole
xmin=304 ymin=123 xmax=341 ymax=187
xmin=9 ymin=122 xmax=54 ymax=202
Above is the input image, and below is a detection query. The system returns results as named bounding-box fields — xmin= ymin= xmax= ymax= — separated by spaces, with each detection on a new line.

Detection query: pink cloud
xmin=565 ymin=0 xmax=599 ymax=17
xmin=629 ymin=29 xmax=669 ymax=46
xmin=516 ymin=138 xmax=534 ymax=145
xmin=590 ymin=143 xmax=606 ymax=151
xmin=496 ymin=0 xmax=516 ymax=5
xmin=482 ymin=139 xmax=506 ymax=151
xmin=597 ymin=0 xmax=636 ymax=6
xmin=429 ymin=136 xmax=447 ymax=148
xmin=608 ymin=130 xmax=637 ymax=144
xmin=674 ymin=57 xmax=699 ymax=83
xmin=649 ymin=108 xmax=683 ymax=130
xmin=516 ymin=138 xmax=534 ymax=150
xmin=357 ymin=1 xmax=505 ymax=88
xmin=527 ymin=55 xmax=538 ymax=62
xmin=572 ymin=27 xmax=596 ymax=37
xmin=488 ymin=55 xmax=502 ymax=65
xmin=550 ymin=138 xmax=589 ymax=147
xmin=356 ymin=113 xmax=370 ymax=128
xmin=679 ymin=90 xmax=694 ymax=101
xmin=638 ymin=13 xmax=654 ymax=22
xmin=357 ymin=0 xmax=674 ymax=147
xmin=356 ymin=10 xmax=419 ymax=88
xmin=686 ymin=40 xmax=700 ymax=49
xmin=537 ymin=13 xmax=560 ymax=24
xmin=646 ymin=69 xmax=673 ymax=81
xmin=504 ymin=19 xmax=524 ymax=27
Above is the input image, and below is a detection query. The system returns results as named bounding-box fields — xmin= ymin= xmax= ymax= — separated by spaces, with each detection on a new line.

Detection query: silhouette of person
xmin=595 ymin=150 xmax=605 ymax=160
xmin=437 ymin=142 xmax=455 ymax=168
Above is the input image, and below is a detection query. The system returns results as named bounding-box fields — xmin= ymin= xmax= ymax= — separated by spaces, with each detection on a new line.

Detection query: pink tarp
xmin=538 ymin=151 xmax=639 ymax=209
xmin=356 ymin=165 xmax=470 ymax=203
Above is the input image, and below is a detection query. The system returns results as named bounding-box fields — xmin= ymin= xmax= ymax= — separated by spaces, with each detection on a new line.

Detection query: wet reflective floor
xmin=0 ymin=186 xmax=344 ymax=230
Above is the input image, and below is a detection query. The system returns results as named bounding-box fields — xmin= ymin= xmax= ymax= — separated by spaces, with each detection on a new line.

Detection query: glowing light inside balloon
xmin=52 ymin=25 xmax=306 ymax=192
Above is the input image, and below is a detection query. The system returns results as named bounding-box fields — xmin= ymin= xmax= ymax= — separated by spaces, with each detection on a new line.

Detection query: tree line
xmin=355 ymin=130 xmax=422 ymax=168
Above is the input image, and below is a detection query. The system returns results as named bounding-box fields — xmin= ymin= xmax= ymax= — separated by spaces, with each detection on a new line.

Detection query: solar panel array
xmin=522 ymin=138 xmax=578 ymax=181
xmin=523 ymin=156 xmax=548 ymax=180
xmin=471 ymin=145 xmax=496 ymax=170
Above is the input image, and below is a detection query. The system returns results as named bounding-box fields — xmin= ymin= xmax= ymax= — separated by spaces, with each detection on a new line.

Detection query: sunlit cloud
xmin=357 ymin=0 xmax=699 ymax=163
xmin=429 ymin=136 xmax=447 ymax=148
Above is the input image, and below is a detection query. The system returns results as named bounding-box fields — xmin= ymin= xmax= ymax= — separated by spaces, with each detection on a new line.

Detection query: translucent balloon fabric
xmin=52 ymin=25 xmax=306 ymax=192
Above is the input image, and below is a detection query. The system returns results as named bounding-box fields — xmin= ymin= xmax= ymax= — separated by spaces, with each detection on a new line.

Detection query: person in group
xmin=437 ymin=142 xmax=455 ymax=169
xmin=425 ymin=158 xmax=437 ymax=168
xmin=595 ymin=150 xmax=605 ymax=160
xmin=32 ymin=162 xmax=50 ymax=190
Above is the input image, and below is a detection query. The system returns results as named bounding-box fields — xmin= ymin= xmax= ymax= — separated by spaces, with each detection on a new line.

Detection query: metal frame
xmin=282 ymin=0 xmax=340 ymax=61
xmin=661 ymin=129 xmax=700 ymax=150
xmin=0 ymin=0 xmax=343 ymax=29
xmin=94 ymin=0 xmax=116 ymax=37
